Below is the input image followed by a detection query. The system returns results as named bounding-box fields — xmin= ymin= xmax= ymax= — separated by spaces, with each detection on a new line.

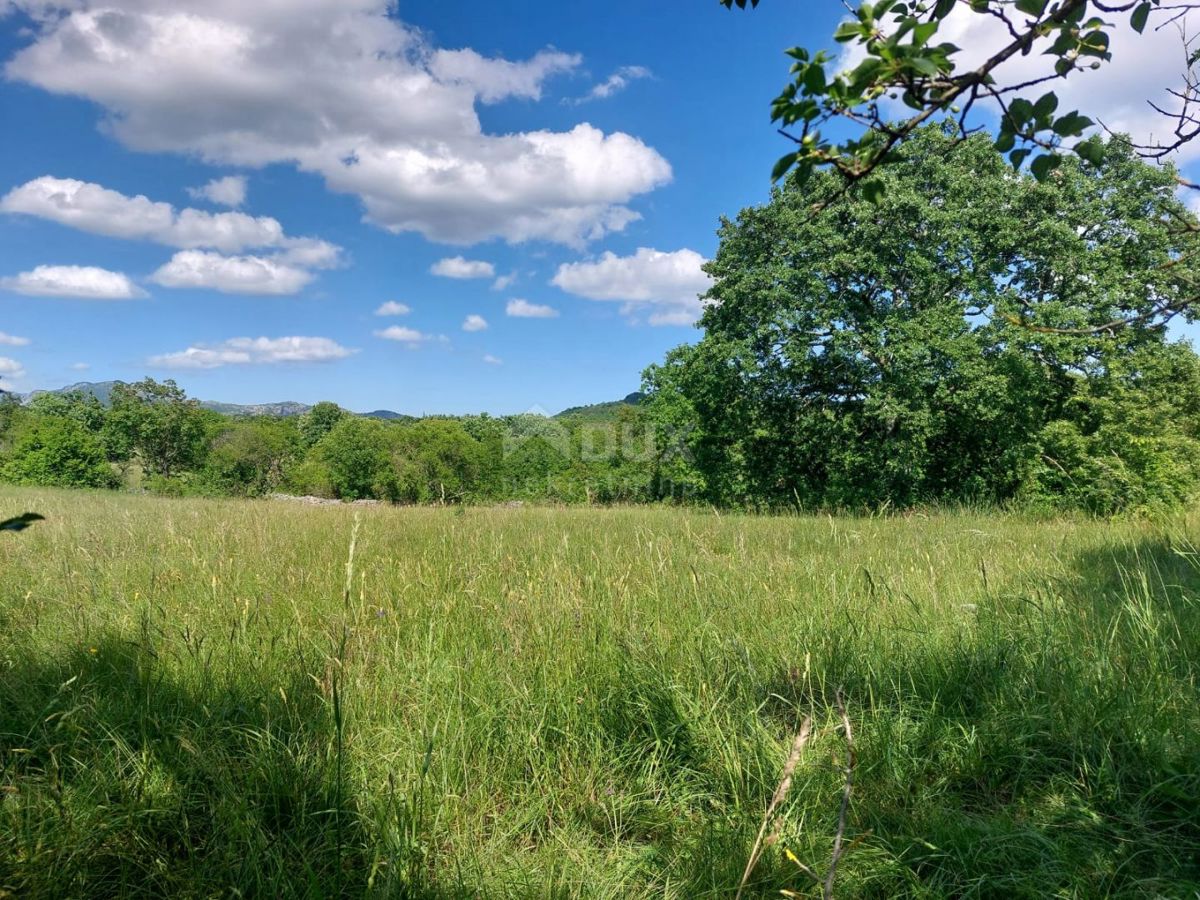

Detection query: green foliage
xmin=298 ymin=401 xmax=348 ymax=449
xmin=2 ymin=417 xmax=117 ymax=489
xmin=203 ymin=419 xmax=301 ymax=497
xmin=645 ymin=129 xmax=1200 ymax=512
xmin=391 ymin=419 xmax=486 ymax=504
xmin=109 ymin=379 xmax=208 ymax=479
xmin=0 ymin=512 xmax=44 ymax=532
xmin=722 ymin=0 xmax=1187 ymax=193
xmin=312 ymin=417 xmax=396 ymax=500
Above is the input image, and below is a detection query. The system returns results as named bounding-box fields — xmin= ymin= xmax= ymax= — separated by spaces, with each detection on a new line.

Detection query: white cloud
xmin=187 ymin=174 xmax=247 ymax=207
xmin=429 ymin=48 xmax=580 ymax=104
xmin=552 ymin=247 xmax=712 ymax=325
xmin=1 ymin=264 xmax=146 ymax=299
xmin=506 ymin=298 xmax=559 ymax=318
xmin=482 ymin=353 xmax=503 ymax=365
xmin=0 ymin=176 xmax=338 ymax=262
xmin=375 ymin=325 xmax=434 ymax=347
xmin=572 ymin=65 xmax=651 ymax=104
xmin=838 ymin=7 xmax=1200 ymax=162
xmin=149 ymin=335 xmax=355 ymax=369
xmin=492 ymin=272 xmax=517 ymax=291
xmin=375 ymin=300 xmax=411 ymax=316
xmin=462 ymin=314 xmax=488 ymax=332
xmin=4 ymin=1 xmax=672 ymax=246
xmin=0 ymin=357 xmax=25 ymax=378
xmin=431 ymin=256 xmax=495 ymax=279
xmin=0 ymin=331 xmax=30 ymax=346
xmin=71 ymin=362 xmax=90 ymax=371
xmin=150 ymin=250 xmax=313 ymax=295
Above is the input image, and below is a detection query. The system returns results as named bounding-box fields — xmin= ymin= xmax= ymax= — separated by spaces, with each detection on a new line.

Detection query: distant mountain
xmin=24 ymin=380 xmax=122 ymax=406
xmin=361 ymin=409 xmax=412 ymax=420
xmin=14 ymin=380 xmax=633 ymax=422
xmin=201 ymin=400 xmax=312 ymax=417
xmin=554 ymin=392 xmax=645 ymax=421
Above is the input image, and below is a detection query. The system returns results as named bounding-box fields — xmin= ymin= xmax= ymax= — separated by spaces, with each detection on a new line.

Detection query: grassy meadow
xmin=1 ymin=486 xmax=1198 ymax=897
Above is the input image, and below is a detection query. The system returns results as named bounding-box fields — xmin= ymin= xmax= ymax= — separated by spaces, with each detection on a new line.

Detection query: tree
xmin=299 ymin=401 xmax=347 ymax=449
xmin=108 ymin=379 xmax=208 ymax=479
xmin=2 ymin=416 xmax=118 ymax=489
xmin=723 ymin=0 xmax=1200 ymax=195
xmin=313 ymin=417 xmax=395 ymax=500
xmin=391 ymin=419 xmax=485 ymax=503
xmin=204 ymin=419 xmax=301 ymax=496
xmin=643 ymin=128 xmax=1200 ymax=509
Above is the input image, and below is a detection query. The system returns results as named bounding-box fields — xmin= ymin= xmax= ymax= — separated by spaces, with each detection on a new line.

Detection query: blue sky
xmin=0 ymin=1 xmax=1196 ymax=414
xmin=0 ymin=0 xmax=848 ymax=414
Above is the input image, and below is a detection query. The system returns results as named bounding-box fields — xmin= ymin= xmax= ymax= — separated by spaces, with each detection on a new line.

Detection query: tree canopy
xmin=643 ymin=128 xmax=1200 ymax=511
xmin=723 ymin=0 xmax=1200 ymax=190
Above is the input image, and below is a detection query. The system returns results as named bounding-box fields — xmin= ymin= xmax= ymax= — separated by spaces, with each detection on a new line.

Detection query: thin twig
xmin=823 ymin=689 xmax=855 ymax=900
xmin=736 ymin=716 xmax=814 ymax=900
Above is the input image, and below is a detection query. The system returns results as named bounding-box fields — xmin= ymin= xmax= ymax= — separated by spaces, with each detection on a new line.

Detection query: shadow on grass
xmin=0 ymin=634 xmax=390 ymax=898
xmin=749 ymin=531 xmax=1200 ymax=897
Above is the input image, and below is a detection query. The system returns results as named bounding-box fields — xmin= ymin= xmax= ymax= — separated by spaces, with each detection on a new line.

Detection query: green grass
xmin=1 ymin=487 xmax=1198 ymax=897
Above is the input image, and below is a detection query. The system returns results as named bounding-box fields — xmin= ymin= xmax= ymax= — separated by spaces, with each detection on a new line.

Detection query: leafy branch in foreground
xmin=722 ymin=0 xmax=1200 ymax=188
xmin=0 ymin=512 xmax=44 ymax=532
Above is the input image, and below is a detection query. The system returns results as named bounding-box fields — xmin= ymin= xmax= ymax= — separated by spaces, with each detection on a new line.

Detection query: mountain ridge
xmin=6 ymin=381 xmax=641 ymax=420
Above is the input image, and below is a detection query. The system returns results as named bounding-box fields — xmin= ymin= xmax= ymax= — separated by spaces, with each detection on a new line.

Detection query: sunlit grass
xmin=1 ymin=487 xmax=1198 ymax=896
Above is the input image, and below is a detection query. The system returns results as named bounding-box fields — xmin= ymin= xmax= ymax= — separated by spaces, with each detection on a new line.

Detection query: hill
xmin=13 ymin=381 xmax=638 ymax=422
xmin=554 ymin=391 xmax=644 ymax=421
xmin=15 ymin=382 xmax=407 ymax=420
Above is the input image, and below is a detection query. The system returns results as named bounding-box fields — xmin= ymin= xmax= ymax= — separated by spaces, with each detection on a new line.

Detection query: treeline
xmin=6 ymin=131 xmax=1200 ymax=514
xmin=643 ymin=129 xmax=1200 ymax=514
xmin=0 ymin=381 xmax=668 ymax=504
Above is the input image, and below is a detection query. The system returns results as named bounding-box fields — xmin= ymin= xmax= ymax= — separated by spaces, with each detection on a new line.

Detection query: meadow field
xmin=1 ymin=487 xmax=1198 ymax=897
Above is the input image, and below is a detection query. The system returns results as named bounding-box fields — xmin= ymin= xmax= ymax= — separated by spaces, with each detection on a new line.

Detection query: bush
xmin=2 ymin=417 xmax=118 ymax=489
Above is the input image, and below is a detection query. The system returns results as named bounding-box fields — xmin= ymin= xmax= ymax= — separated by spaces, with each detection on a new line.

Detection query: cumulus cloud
xmin=506 ymin=298 xmax=559 ymax=318
xmin=0 ymin=357 xmax=25 ymax=379
xmin=492 ymin=272 xmax=517 ymax=291
xmin=0 ymin=331 xmax=30 ymax=346
xmin=838 ymin=6 xmax=1200 ymax=162
xmin=431 ymin=256 xmax=495 ymax=279
xmin=187 ymin=174 xmax=247 ymax=207
xmin=375 ymin=300 xmax=411 ymax=316
xmin=4 ymin=1 xmax=672 ymax=246
xmin=1 ymin=264 xmax=146 ymax=299
xmin=374 ymin=325 xmax=437 ymax=348
xmin=572 ymin=65 xmax=651 ymax=104
xmin=462 ymin=314 xmax=488 ymax=332
xmin=429 ymin=48 xmax=580 ymax=103
xmin=150 ymin=250 xmax=313 ymax=295
xmin=552 ymin=247 xmax=712 ymax=325
xmin=482 ymin=353 xmax=503 ymax=365
xmin=1 ymin=176 xmax=339 ymax=264
xmin=149 ymin=335 xmax=355 ymax=369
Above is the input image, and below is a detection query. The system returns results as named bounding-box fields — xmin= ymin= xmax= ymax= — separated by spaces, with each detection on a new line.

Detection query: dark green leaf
xmin=1030 ymin=153 xmax=1062 ymax=181
xmin=861 ymin=180 xmax=886 ymax=203
xmin=772 ymin=152 xmax=800 ymax=182
xmin=1075 ymin=140 xmax=1105 ymax=165
xmin=834 ymin=21 xmax=864 ymax=42
xmin=912 ymin=20 xmax=938 ymax=46
xmin=1008 ymin=97 xmax=1034 ymax=127
xmin=1053 ymin=112 xmax=1093 ymax=137
xmin=1010 ymin=148 xmax=1032 ymax=169
xmin=1032 ymin=92 xmax=1059 ymax=122
xmin=1015 ymin=0 xmax=1049 ymax=16
xmin=0 ymin=513 xmax=45 ymax=532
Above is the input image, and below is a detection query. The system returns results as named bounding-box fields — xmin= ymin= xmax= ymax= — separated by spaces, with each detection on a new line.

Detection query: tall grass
xmin=1 ymin=487 xmax=1198 ymax=896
